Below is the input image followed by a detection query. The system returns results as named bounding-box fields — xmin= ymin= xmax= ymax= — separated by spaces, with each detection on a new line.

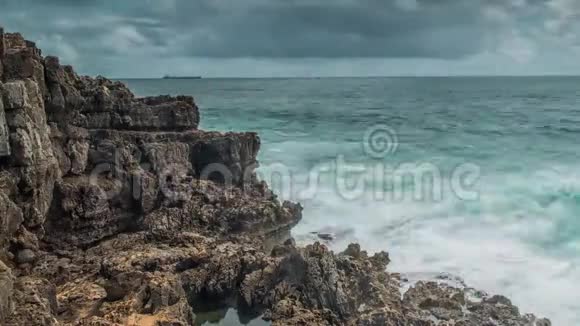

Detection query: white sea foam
xmin=291 ymin=174 xmax=580 ymax=325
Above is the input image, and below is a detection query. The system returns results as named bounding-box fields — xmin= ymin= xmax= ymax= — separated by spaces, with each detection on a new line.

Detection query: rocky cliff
xmin=0 ymin=28 xmax=551 ymax=326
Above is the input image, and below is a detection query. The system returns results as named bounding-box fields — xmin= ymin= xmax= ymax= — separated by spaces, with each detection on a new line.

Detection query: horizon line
xmin=112 ymin=74 xmax=580 ymax=80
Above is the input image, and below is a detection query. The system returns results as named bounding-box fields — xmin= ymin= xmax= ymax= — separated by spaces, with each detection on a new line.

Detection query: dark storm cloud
xmin=0 ymin=0 xmax=539 ymax=59
xmin=170 ymin=1 xmax=487 ymax=58
xmin=0 ymin=0 xmax=576 ymax=76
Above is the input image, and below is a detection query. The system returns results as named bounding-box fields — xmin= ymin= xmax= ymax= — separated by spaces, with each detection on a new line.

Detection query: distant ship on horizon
xmin=162 ymin=75 xmax=202 ymax=80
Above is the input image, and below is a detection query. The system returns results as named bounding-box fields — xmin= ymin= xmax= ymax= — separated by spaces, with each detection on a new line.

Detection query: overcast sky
xmin=1 ymin=0 xmax=579 ymax=77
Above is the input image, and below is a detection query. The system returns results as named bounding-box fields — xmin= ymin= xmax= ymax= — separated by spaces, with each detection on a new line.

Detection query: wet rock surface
xmin=0 ymin=28 xmax=552 ymax=325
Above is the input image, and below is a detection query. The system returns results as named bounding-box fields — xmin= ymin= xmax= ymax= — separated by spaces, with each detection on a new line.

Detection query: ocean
xmin=123 ymin=77 xmax=580 ymax=325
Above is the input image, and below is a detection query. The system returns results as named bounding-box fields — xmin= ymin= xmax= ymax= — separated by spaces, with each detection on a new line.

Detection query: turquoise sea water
xmin=123 ymin=77 xmax=580 ymax=325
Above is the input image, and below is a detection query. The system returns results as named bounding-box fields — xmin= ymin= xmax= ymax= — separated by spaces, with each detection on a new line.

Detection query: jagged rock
xmin=7 ymin=277 xmax=59 ymax=326
xmin=49 ymin=124 xmax=90 ymax=176
xmin=57 ymin=281 xmax=107 ymax=322
xmin=3 ymin=33 xmax=27 ymax=50
xmin=2 ymin=39 xmax=43 ymax=82
xmin=0 ymin=78 xmax=60 ymax=233
xmin=403 ymin=282 xmax=552 ymax=326
xmin=2 ymin=80 xmax=29 ymax=110
xmin=44 ymin=56 xmax=84 ymax=121
xmin=86 ymin=129 xmax=260 ymax=186
xmin=0 ymin=260 xmax=14 ymax=321
xmin=105 ymin=96 xmax=199 ymax=131
xmin=0 ymin=194 xmax=23 ymax=250
xmin=45 ymin=176 xmax=129 ymax=248
xmin=236 ymin=242 xmax=403 ymax=324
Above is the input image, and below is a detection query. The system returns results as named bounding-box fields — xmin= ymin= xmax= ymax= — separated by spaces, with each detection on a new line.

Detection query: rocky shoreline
xmin=0 ymin=28 xmax=551 ymax=325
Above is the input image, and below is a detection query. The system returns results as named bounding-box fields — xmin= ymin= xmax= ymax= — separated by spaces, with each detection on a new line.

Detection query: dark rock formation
xmin=0 ymin=28 xmax=551 ymax=326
